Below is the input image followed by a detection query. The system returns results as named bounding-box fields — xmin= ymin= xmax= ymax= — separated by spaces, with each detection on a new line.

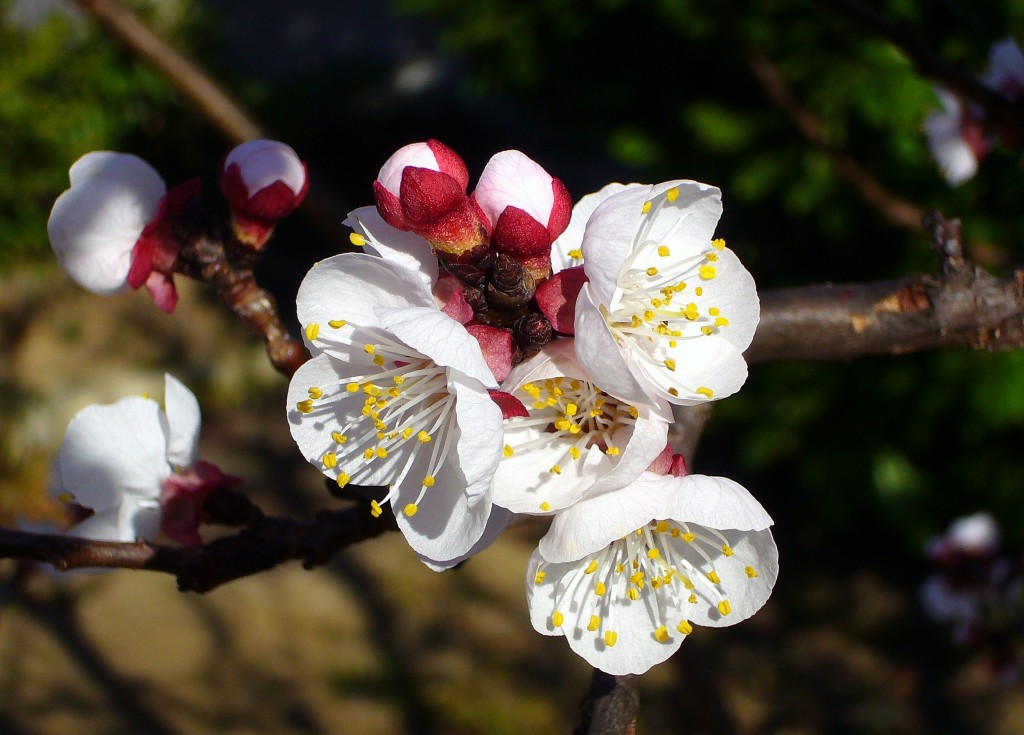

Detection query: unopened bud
xmin=513 ymin=313 xmax=553 ymax=356
xmin=486 ymin=253 xmax=536 ymax=310
xmin=220 ymin=139 xmax=308 ymax=249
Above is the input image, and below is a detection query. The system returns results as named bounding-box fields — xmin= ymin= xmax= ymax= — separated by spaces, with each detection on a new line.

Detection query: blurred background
xmin=1 ymin=0 xmax=1023 ymax=732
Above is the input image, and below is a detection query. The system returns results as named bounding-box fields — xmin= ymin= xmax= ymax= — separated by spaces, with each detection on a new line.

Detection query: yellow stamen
xmin=350 ymin=233 xmax=366 ymax=247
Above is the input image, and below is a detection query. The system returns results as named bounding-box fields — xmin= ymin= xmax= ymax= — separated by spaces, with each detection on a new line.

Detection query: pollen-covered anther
xmin=349 ymin=233 xmax=366 ymax=247
xmin=422 ymin=475 xmax=436 ymax=487
xmin=296 ymin=399 xmax=314 ymax=414
xmin=707 ymin=570 xmax=722 ymax=585
xmin=588 ymin=616 xmax=601 ymax=632
xmin=535 ymin=570 xmax=547 ymax=584
xmin=306 ymin=323 xmax=320 ymax=341
xmin=370 ymin=500 xmax=383 ymax=518
xmin=552 ymin=610 xmax=565 ymax=627
xmin=604 ymin=630 xmax=619 ymax=647
xmin=699 ymin=265 xmax=717 ymax=280
xmin=654 ymin=625 xmax=670 ymax=643
xmin=404 ymin=503 xmax=418 ymax=517
xmin=745 ymin=566 xmax=758 ymax=578
xmin=717 ymin=600 xmax=732 ymax=616
xmin=696 ymin=387 xmax=714 ymax=399
xmin=677 ymin=620 xmax=693 ymax=635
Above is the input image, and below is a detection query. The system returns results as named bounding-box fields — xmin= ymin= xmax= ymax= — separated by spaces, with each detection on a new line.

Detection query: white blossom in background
xmin=491 ymin=341 xmax=670 ymax=515
xmin=527 ymin=472 xmax=778 ymax=675
xmin=219 ymin=139 xmax=308 ymax=247
xmin=286 ymin=253 xmax=504 ymax=564
xmin=570 ymin=180 xmax=759 ymax=407
xmin=54 ymin=374 xmax=234 ymax=546
xmin=48 ymin=151 xmax=165 ymax=295
xmin=924 ymin=89 xmax=985 ymax=187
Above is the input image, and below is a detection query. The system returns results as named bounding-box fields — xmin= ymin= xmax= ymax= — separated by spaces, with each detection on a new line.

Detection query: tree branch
xmin=1 ymin=490 xmax=393 ymax=593
xmin=575 ymin=671 xmax=639 ymax=735
xmin=747 ymin=212 xmax=1024 ymax=363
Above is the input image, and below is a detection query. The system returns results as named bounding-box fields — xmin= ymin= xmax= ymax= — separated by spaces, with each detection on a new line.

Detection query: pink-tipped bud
xmin=373 ymin=139 xmax=485 ymax=259
xmin=220 ymin=139 xmax=308 ymax=248
xmin=471 ymin=150 xmax=572 ymax=281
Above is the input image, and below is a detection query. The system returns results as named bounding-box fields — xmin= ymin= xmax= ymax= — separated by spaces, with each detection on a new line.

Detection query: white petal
xmin=664 ymin=474 xmax=774 ymax=531
xmin=473 ymin=150 xmax=554 ymax=226
xmin=377 ymin=305 xmax=497 ymax=388
xmin=641 ymin=180 xmax=723 ymax=259
xmin=163 ymin=374 xmax=201 ymax=468
xmin=377 ymin=142 xmax=439 ymax=196
xmin=68 ymin=151 xmax=166 ymax=202
xmin=344 ymin=206 xmax=439 ymax=288
xmin=683 ymin=527 xmax=778 ymax=628
xmin=574 ymin=286 xmax=654 ymax=406
xmin=586 ymin=406 xmax=669 ymax=496
xmin=924 ymin=95 xmax=978 ymax=187
xmin=295 ymin=253 xmax=436 ymax=348
xmin=551 ymin=183 xmax=635 ymax=273
xmin=67 ymin=510 xmax=128 ymax=543
xmin=635 ymin=334 xmax=749 ymax=406
xmin=57 ymin=396 xmax=169 ymax=512
xmin=920 ymin=575 xmax=977 ymax=623
xmin=581 ymin=185 xmax=653 ymax=304
xmin=419 ymin=505 xmax=513 ymax=571
xmin=225 ymin=139 xmax=305 ymax=194
xmin=448 ymin=372 xmax=504 ymax=497
xmin=981 ymin=38 xmax=1024 ymax=93
xmin=501 ymin=339 xmax=579 ymax=390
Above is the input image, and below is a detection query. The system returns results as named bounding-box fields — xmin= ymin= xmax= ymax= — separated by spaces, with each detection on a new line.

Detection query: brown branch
xmin=818 ymin=0 xmax=1024 ymax=135
xmin=747 ymin=211 xmax=1024 ymax=363
xmin=717 ymin=1 xmax=925 ymax=231
xmin=1 ymin=490 xmax=393 ymax=593
xmin=575 ymin=671 xmax=640 ymax=735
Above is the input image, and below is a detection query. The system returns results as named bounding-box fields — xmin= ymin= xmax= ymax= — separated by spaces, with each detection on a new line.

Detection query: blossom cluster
xmin=286 ymin=141 xmax=778 ymax=674
xmin=44 ymin=136 xmax=777 ymax=676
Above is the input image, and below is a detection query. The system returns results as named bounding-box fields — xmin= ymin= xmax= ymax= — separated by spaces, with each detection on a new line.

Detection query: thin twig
xmin=818 ymin=0 xmax=1024 ymax=136
xmin=717 ymin=0 xmax=925 ymax=230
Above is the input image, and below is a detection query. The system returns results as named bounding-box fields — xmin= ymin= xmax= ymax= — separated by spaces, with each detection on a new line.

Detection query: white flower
xmin=924 ymin=89 xmax=983 ymax=187
xmin=527 ymin=472 xmax=778 ymax=675
xmin=48 ymin=151 xmax=166 ymax=295
xmin=54 ymin=374 xmax=201 ymax=543
xmin=344 ymin=205 xmax=439 ymax=289
xmin=491 ymin=341 xmax=670 ymax=515
xmin=568 ymin=180 xmax=759 ymax=406
xmin=286 ymin=253 xmax=504 ymax=562
xmin=980 ymin=38 xmax=1024 ymax=99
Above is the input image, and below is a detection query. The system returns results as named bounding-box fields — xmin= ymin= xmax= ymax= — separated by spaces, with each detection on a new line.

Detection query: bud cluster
xmin=370 ymin=140 xmax=573 ymax=365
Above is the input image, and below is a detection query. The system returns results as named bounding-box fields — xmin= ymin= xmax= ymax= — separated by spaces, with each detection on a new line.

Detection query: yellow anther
xmin=503 ymin=444 xmax=514 ymax=457
xmin=540 ymin=501 xmax=551 ymax=511
xmin=363 ymin=344 xmax=376 ymax=354
xmin=305 ymin=323 xmax=320 ymax=341
xmin=568 ymin=424 xmax=581 ymax=434
xmin=550 ymin=464 xmax=562 ymax=475
xmin=630 ymin=571 xmax=645 ymax=584
xmin=643 ymin=309 xmax=655 ymax=321
xmin=552 ymin=611 xmax=565 ymax=627
xmin=375 ymin=447 xmax=388 ymax=458
xmin=647 ymin=548 xmax=661 ymax=560
xmin=628 ymin=405 xmax=639 ymax=419
xmin=296 ymin=399 xmax=314 ymax=414
xmin=708 ymin=307 xmax=721 ymax=316
xmin=669 ymin=340 xmax=678 ymax=348
xmin=363 ymin=384 xmax=381 ymax=396
xmin=630 ymin=315 xmax=642 ymax=327
xmin=565 ymin=402 xmax=578 ymax=416
xmin=664 ymin=358 xmax=676 ymax=372
xmin=522 ymin=382 xmax=539 ymax=396
xmin=715 ymin=317 xmax=730 ymax=327
xmin=712 ymin=237 xmax=726 ymax=250
xmin=403 ymin=503 xmax=418 ymax=517
xmin=677 ymin=620 xmax=693 ymax=635
xmin=346 ymin=383 xmax=360 ymax=393
xmin=668 ymin=387 xmax=680 ymax=397
xmin=322 ymin=452 xmax=337 ymax=469
xmin=627 ymin=588 xmax=640 ymax=601
xmin=705 ymin=252 xmax=719 ymax=262
xmin=682 ymin=532 xmax=696 ymax=543
xmin=717 ymin=600 xmax=732 ymax=616
xmin=642 ymin=200 xmax=652 ymax=213
xmin=568 ymin=248 xmax=583 ymax=259
xmin=389 ymin=388 xmax=400 ymax=398
xmin=554 ymin=419 xmax=572 ymax=431
xmin=671 ymin=528 xmax=681 ymax=538
xmin=655 ymin=520 xmax=669 ymax=533
xmin=721 ymin=544 xmax=734 ymax=557
xmin=570 ymin=379 xmax=582 ymax=390
xmin=694 ymin=286 xmax=703 ymax=296
xmin=546 ymin=396 xmax=558 ymax=406
xmin=349 ymin=232 xmax=366 ymax=247
xmin=308 ymin=386 xmax=323 ymax=399
xmin=588 ymin=616 xmax=601 ymax=632
xmin=646 ymin=266 xmax=659 ymax=277
xmin=363 ymin=448 xmax=374 ymax=460
xmin=373 ymin=355 xmax=385 ymax=367
xmin=370 ymin=500 xmax=383 ymax=517
xmin=615 ymin=563 xmax=624 ymax=574
xmin=682 ymin=576 xmax=695 ymax=590
xmin=657 ymin=244 xmax=670 ymax=257
xmin=604 ymin=630 xmax=618 ymax=647
xmin=422 ymin=475 xmax=435 ymax=487
xmin=654 ymin=625 xmax=670 ymax=643
xmin=651 ymin=298 xmax=663 ymax=308
xmin=569 ymin=447 xmax=581 ymax=460
xmin=402 ymin=428 xmax=414 ymax=439
xmin=651 ymin=578 xmax=662 ymax=589
xmin=745 ymin=566 xmax=759 ymax=578
xmin=532 ymin=400 xmax=548 ymax=410
xmin=336 ymin=472 xmax=350 ymax=489
xmin=328 ymin=319 xmax=347 ymax=329
xmin=683 ymin=302 xmax=699 ymax=320
xmin=331 ymin=433 xmax=348 ymax=446
xmin=417 ymin=431 xmax=432 ymax=443
xmin=707 ymin=570 xmax=721 ymax=585
xmin=594 ymin=581 xmax=607 ymax=596
xmin=535 ymin=571 xmax=547 ymax=584
xmin=689 ymin=593 xmax=699 ymax=604
xmin=665 ymin=187 xmax=680 ymax=202
xmin=701 ymin=326 xmax=714 ymax=336
xmin=696 ymin=387 xmax=714 ymax=399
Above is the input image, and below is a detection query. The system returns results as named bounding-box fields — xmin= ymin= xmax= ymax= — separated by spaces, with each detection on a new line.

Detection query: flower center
xmin=538 ymin=519 xmax=759 ymax=647
xmin=502 ymin=376 xmax=637 ymax=509
xmin=296 ymin=318 xmax=457 ymax=518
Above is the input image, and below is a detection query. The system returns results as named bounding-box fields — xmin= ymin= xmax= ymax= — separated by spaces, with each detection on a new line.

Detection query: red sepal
xmin=466 ymin=324 xmax=514 ymax=383
xmin=161 ymin=460 xmax=243 ymax=547
xmin=488 ymin=390 xmax=529 ymax=419
xmin=535 ymin=266 xmax=587 ymax=334
xmin=400 ymin=167 xmax=467 ymax=228
xmin=492 ymin=205 xmax=551 ymax=258
xmin=425 ymin=139 xmax=469 ymax=190
xmin=547 ymin=177 xmax=573 ymax=239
